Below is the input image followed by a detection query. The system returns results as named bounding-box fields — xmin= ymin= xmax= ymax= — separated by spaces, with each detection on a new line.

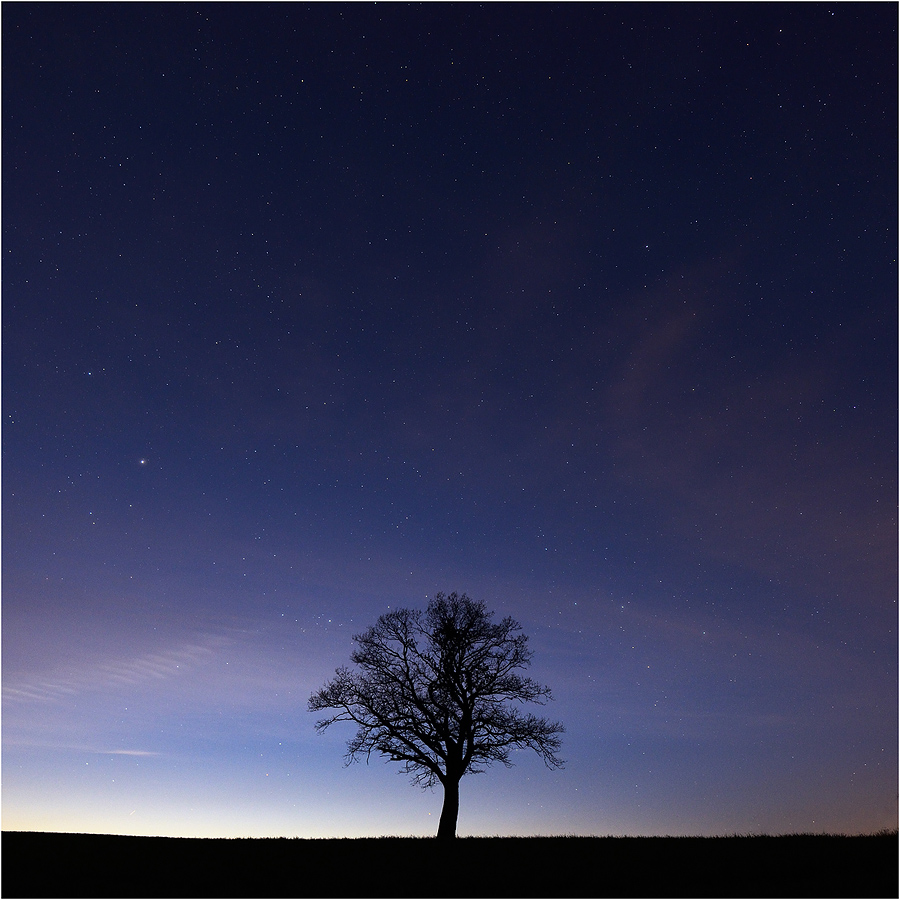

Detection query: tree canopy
xmin=309 ymin=592 xmax=564 ymax=839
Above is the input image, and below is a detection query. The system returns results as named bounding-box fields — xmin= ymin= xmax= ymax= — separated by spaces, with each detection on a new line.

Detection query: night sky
xmin=3 ymin=3 xmax=897 ymax=839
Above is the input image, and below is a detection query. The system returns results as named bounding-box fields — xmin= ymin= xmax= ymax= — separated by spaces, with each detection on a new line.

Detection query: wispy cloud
xmin=602 ymin=258 xmax=896 ymax=609
xmin=1 ymin=736 xmax=163 ymax=756
xmin=95 ymin=748 xmax=161 ymax=757
xmin=2 ymin=633 xmax=233 ymax=706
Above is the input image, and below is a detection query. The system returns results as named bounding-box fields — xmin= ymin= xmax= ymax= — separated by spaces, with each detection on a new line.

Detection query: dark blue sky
xmin=4 ymin=3 xmax=897 ymax=838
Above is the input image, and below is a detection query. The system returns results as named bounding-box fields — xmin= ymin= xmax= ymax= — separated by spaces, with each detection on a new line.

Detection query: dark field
xmin=2 ymin=830 xmax=897 ymax=898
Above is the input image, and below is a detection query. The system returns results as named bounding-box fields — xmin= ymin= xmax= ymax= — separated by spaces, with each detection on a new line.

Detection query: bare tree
xmin=308 ymin=592 xmax=564 ymax=840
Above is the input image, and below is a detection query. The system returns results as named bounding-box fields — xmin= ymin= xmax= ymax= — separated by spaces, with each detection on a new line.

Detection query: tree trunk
xmin=436 ymin=776 xmax=460 ymax=840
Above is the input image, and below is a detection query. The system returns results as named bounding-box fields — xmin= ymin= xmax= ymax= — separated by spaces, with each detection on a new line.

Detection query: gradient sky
xmin=3 ymin=3 xmax=897 ymax=839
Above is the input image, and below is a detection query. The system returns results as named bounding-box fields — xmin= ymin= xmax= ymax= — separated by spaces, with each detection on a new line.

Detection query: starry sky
xmin=3 ymin=3 xmax=897 ymax=839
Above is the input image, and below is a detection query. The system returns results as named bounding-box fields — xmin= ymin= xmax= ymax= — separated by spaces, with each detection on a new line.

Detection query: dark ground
xmin=2 ymin=831 xmax=897 ymax=898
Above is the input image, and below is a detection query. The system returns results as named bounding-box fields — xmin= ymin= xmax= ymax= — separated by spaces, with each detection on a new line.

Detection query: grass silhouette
xmin=2 ymin=830 xmax=897 ymax=898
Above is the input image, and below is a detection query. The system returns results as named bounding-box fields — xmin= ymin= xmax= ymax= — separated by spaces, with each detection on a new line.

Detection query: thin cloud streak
xmin=2 ymin=633 xmax=233 ymax=706
xmin=96 ymin=749 xmax=162 ymax=757
xmin=1 ymin=737 xmax=163 ymax=757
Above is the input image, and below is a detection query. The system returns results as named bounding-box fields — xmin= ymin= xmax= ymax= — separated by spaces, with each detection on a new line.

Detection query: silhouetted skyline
xmin=4 ymin=3 xmax=896 ymax=838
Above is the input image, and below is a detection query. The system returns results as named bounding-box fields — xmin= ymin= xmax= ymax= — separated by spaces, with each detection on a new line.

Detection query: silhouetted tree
xmin=308 ymin=592 xmax=564 ymax=840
